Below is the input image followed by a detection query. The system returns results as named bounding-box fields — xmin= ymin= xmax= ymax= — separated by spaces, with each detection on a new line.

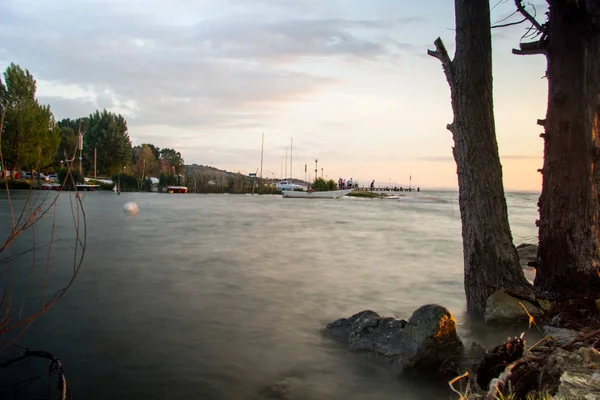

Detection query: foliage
xmin=132 ymin=144 xmax=157 ymax=178
xmin=348 ymin=190 xmax=380 ymax=198
xmin=160 ymin=148 xmax=185 ymax=175
xmin=85 ymin=109 xmax=132 ymax=175
xmin=158 ymin=171 xmax=177 ymax=187
xmin=111 ymin=173 xmax=138 ymax=192
xmin=140 ymin=177 xmax=153 ymax=192
xmin=57 ymin=167 xmax=83 ymax=189
xmin=1 ymin=178 xmax=33 ymax=190
xmin=56 ymin=126 xmax=77 ymax=164
xmin=311 ymin=177 xmax=335 ymax=191
xmin=56 ymin=117 xmax=86 ymax=164
xmin=1 ymin=63 xmax=60 ymax=171
xmin=144 ymin=143 xmax=160 ymax=161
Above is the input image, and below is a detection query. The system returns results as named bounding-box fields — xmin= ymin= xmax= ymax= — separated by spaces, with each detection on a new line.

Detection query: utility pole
xmin=94 ymin=147 xmax=97 ymax=179
xmin=315 ymin=159 xmax=318 ymax=181
xmin=321 ymin=168 xmax=323 ymax=179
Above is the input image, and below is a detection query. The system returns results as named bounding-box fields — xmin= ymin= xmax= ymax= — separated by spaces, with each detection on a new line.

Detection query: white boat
xmin=276 ymin=180 xmax=307 ymax=191
xmin=282 ymin=188 xmax=354 ymax=199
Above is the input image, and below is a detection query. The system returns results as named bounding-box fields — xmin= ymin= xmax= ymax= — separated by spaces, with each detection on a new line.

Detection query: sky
xmin=0 ymin=0 xmax=549 ymax=191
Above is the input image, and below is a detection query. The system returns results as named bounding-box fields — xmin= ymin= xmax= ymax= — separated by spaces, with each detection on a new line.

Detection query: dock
xmin=358 ymin=186 xmax=419 ymax=192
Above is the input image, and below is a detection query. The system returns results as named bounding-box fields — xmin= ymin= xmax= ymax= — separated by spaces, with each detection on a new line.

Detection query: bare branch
xmin=427 ymin=37 xmax=454 ymax=90
xmin=492 ymin=17 xmax=527 ymax=28
xmin=514 ymin=0 xmax=543 ymax=32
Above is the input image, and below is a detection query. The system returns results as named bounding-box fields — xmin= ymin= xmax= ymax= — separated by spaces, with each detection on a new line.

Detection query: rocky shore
xmin=260 ymin=243 xmax=600 ymax=400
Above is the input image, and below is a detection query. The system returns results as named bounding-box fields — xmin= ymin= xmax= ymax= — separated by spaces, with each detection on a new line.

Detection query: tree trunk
xmin=429 ymin=0 xmax=534 ymax=315
xmin=536 ymin=0 xmax=600 ymax=299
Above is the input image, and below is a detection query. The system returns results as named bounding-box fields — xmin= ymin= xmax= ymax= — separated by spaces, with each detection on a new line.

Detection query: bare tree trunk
xmin=429 ymin=0 xmax=534 ymax=315
xmin=535 ymin=0 xmax=600 ymax=299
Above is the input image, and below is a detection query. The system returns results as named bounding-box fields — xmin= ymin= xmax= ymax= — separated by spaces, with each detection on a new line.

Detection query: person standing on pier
xmin=370 ymin=180 xmax=375 ymax=191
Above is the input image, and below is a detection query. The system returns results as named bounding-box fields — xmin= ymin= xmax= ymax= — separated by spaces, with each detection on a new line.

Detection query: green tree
xmin=1 ymin=63 xmax=60 ymax=171
xmin=160 ymin=148 xmax=185 ymax=175
xmin=84 ymin=109 xmax=132 ymax=175
xmin=132 ymin=144 xmax=156 ymax=179
xmin=144 ymin=143 xmax=160 ymax=163
xmin=55 ymin=126 xmax=77 ymax=164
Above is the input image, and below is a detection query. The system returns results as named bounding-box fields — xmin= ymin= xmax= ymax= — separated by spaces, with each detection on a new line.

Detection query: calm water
xmin=0 ymin=190 xmax=539 ymax=399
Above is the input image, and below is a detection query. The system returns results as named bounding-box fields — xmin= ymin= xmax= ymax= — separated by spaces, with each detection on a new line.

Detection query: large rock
xmin=484 ymin=291 xmax=543 ymax=323
xmin=325 ymin=304 xmax=463 ymax=373
xmin=543 ymin=326 xmax=580 ymax=347
xmin=516 ymin=243 xmax=537 ymax=267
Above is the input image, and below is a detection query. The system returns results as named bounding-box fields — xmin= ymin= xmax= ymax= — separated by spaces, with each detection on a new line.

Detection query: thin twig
xmin=449 ymin=371 xmax=470 ymax=398
xmin=492 ymin=17 xmax=527 ymax=28
xmin=514 ymin=0 xmax=543 ymax=31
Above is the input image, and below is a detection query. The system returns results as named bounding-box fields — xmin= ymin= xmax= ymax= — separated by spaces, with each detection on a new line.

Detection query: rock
xmin=325 ymin=304 xmax=463 ymax=373
xmin=516 ymin=243 xmax=537 ymax=267
xmin=484 ymin=291 xmax=543 ymax=323
xmin=538 ymin=348 xmax=600 ymax=399
xmin=543 ymin=326 xmax=580 ymax=347
xmin=462 ymin=341 xmax=487 ymax=366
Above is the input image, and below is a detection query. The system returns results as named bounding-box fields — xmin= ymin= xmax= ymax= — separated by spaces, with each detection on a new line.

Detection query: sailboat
xmin=275 ymin=138 xmax=306 ymax=191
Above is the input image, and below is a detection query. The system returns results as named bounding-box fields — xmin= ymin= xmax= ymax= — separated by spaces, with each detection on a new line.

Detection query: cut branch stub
xmin=512 ymin=40 xmax=549 ymax=56
xmin=427 ymin=37 xmax=455 ymax=92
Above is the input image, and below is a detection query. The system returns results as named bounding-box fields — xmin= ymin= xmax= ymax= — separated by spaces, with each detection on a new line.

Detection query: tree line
xmin=0 ymin=63 xmax=186 ymax=180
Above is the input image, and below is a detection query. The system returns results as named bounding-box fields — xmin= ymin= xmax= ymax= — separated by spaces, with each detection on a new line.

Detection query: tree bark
xmin=429 ymin=0 xmax=534 ymax=315
xmin=536 ymin=0 xmax=600 ymax=299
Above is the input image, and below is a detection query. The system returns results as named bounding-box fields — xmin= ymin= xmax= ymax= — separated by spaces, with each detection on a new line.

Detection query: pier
xmin=358 ymin=186 xmax=419 ymax=192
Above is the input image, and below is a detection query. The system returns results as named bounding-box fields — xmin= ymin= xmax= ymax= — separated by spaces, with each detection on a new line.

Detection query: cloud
xmin=0 ymin=0 xmax=418 ymax=130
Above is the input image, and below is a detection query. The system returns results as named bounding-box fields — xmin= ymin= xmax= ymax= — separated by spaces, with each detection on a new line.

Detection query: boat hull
xmin=167 ymin=186 xmax=188 ymax=193
xmin=281 ymin=189 xmax=354 ymax=199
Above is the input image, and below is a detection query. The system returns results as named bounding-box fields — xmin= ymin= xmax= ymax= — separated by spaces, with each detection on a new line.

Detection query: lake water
xmin=0 ymin=190 xmax=540 ymax=399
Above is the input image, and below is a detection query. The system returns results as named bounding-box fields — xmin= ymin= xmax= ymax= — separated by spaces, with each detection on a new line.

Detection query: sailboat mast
xmin=285 ymin=148 xmax=288 ymax=180
xmin=260 ymin=133 xmax=264 ymax=180
xmin=290 ymin=138 xmax=293 ymax=182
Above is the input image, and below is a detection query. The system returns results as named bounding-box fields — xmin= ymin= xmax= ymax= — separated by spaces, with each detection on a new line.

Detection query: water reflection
xmin=0 ymin=190 xmax=539 ymax=399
